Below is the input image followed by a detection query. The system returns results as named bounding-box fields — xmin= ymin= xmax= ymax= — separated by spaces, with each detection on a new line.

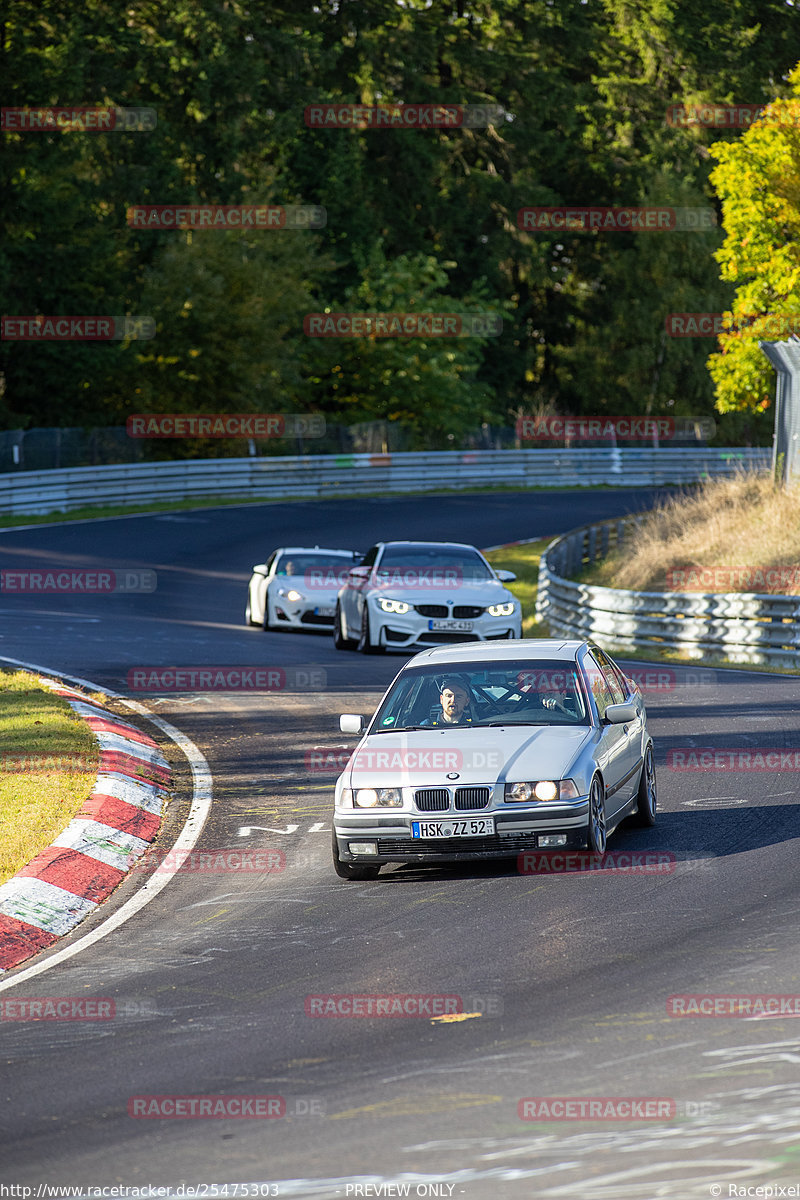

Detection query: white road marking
xmin=239 ymin=824 xmax=300 ymax=836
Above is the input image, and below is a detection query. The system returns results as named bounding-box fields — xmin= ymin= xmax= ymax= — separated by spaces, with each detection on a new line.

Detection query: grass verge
xmin=484 ymin=539 xmax=551 ymax=637
xmin=0 ymin=669 xmax=100 ymax=885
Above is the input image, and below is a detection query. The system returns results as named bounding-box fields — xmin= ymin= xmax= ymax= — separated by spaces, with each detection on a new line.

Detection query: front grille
xmin=300 ymin=611 xmax=333 ymax=625
xmin=421 ymin=633 xmax=480 ymax=643
xmin=453 ymin=605 xmax=484 ymax=619
xmin=376 ymin=834 xmax=543 ymax=856
xmin=455 ymin=787 xmax=490 ymax=810
xmin=415 ymin=604 xmax=448 ymax=618
xmin=414 ymin=788 xmax=450 ymax=812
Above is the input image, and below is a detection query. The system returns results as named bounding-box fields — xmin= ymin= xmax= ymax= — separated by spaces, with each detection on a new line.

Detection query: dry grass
xmin=582 ymin=471 xmax=800 ymax=593
xmin=484 ymin=539 xmax=551 ymax=635
xmin=0 ymin=670 xmax=99 ymax=885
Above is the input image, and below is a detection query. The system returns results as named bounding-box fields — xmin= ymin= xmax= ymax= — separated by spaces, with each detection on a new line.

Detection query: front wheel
xmin=333 ymin=602 xmax=357 ymax=650
xmin=586 ymin=775 xmax=607 ymax=854
xmin=332 ymin=832 xmax=381 ymax=881
xmin=357 ymin=608 xmax=382 ymax=654
xmin=245 ymin=596 xmax=256 ymax=626
xmin=634 ymin=744 xmax=657 ymax=826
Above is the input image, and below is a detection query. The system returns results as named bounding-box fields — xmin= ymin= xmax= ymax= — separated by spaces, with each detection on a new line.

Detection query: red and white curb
xmin=0 ymin=681 xmax=171 ymax=972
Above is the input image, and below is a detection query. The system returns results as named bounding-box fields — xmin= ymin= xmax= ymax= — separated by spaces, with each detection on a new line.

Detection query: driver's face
xmin=440 ymin=685 xmax=468 ymax=720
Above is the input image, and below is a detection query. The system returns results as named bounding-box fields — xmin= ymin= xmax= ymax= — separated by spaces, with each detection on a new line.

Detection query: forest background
xmin=3 ymin=0 xmax=800 ymax=457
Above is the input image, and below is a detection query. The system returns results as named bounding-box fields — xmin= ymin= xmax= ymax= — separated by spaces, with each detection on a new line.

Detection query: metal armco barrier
xmin=0 ymin=447 xmax=770 ymax=517
xmin=536 ymin=515 xmax=799 ymax=669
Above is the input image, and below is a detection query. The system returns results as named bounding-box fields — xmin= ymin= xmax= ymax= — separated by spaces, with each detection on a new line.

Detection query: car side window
xmin=265 ymin=552 xmax=278 ymax=575
xmin=360 ymin=545 xmax=379 ymax=569
xmin=592 ymin=648 xmax=626 ymax=704
xmin=584 ymin=654 xmax=616 ymax=719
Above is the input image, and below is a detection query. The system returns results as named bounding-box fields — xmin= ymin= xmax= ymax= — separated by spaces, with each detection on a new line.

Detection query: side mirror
xmin=339 ymin=714 xmax=365 ymax=734
xmin=604 ymin=701 xmax=637 ymax=725
xmin=347 ymin=566 xmax=370 ymax=581
xmin=495 ymin=569 xmax=517 ymax=583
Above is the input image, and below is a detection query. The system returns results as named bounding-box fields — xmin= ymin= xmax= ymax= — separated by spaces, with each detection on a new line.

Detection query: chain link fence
xmin=0 ymin=417 xmax=731 ymax=473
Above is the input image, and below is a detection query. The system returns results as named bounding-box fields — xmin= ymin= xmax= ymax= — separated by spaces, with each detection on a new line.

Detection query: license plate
xmin=428 ymin=619 xmax=473 ymax=631
xmin=315 ymin=606 xmax=335 ymax=617
xmin=412 ymin=818 xmax=495 ymax=838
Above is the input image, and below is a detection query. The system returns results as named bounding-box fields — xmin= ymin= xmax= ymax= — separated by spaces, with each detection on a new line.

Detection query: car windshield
xmin=375 ymin=546 xmax=493 ymax=583
xmin=371 ymin=660 xmax=589 ymax=731
xmin=275 ymin=553 xmax=356 ymax=578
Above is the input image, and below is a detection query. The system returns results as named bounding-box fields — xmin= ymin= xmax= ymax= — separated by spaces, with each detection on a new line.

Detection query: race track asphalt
xmin=1 ymin=488 xmax=798 ymax=1200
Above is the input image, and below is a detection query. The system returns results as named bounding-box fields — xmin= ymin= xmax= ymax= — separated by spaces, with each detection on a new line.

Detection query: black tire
xmin=333 ymin=602 xmax=357 ymax=650
xmin=332 ymin=831 xmax=381 ymax=881
xmin=634 ymin=744 xmax=657 ymax=826
xmin=262 ymin=595 xmax=281 ymax=632
xmin=245 ymin=597 xmax=257 ymax=626
xmin=357 ymin=607 xmax=382 ymax=654
xmin=586 ymin=775 xmax=607 ymax=854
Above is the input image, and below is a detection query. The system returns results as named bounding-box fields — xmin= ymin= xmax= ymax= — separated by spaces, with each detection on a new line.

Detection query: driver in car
xmin=423 ymin=677 xmax=474 ymax=726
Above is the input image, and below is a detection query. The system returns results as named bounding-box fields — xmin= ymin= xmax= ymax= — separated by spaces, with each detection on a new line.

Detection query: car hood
xmin=366 ymin=578 xmax=514 ymax=603
xmin=342 ymin=725 xmax=593 ymax=787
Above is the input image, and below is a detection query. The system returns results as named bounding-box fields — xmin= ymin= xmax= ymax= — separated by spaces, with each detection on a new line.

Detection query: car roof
xmin=406 ymin=638 xmax=588 ymax=666
xmin=274 ymin=547 xmax=357 ymax=556
xmin=376 ymin=541 xmax=483 ymax=552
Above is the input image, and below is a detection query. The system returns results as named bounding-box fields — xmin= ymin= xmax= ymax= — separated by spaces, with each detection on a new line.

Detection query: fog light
xmin=538 ymin=835 xmax=567 ymax=847
xmin=348 ymin=842 xmax=378 ymax=855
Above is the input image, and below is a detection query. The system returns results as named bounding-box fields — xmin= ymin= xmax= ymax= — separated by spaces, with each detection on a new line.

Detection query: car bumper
xmin=333 ymin=798 xmax=590 ymax=863
xmin=270 ymin=602 xmax=337 ymax=629
xmin=370 ymin=611 xmax=521 ymax=648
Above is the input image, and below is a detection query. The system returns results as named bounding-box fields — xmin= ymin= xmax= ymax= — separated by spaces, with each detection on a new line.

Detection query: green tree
xmin=708 ymin=73 xmax=800 ymax=414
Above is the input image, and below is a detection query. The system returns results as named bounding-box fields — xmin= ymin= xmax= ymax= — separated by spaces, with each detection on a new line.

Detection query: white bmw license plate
xmin=412 ymin=818 xmax=495 ymax=838
xmin=315 ymin=606 xmax=335 ymax=617
xmin=428 ymin=619 xmax=473 ymax=631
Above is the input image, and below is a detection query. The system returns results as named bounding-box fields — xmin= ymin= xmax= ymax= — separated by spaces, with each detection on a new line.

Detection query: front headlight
xmin=377 ymin=598 xmax=410 ymax=614
xmin=504 ymin=779 xmax=580 ymax=802
xmin=354 ymin=787 xmax=403 ymax=808
xmin=487 ymin=602 xmax=516 ymax=617
xmin=278 ymin=587 xmax=305 ymax=601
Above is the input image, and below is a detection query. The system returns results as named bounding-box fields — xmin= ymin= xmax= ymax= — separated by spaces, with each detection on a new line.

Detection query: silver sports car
xmin=332 ymin=638 xmax=656 ymax=880
xmin=246 ymin=547 xmax=360 ymax=632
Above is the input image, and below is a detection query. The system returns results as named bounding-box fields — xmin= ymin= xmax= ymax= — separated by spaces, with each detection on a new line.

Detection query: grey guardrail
xmin=535 ymin=515 xmax=800 ymax=669
xmin=0 ymin=446 xmax=771 ymax=516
